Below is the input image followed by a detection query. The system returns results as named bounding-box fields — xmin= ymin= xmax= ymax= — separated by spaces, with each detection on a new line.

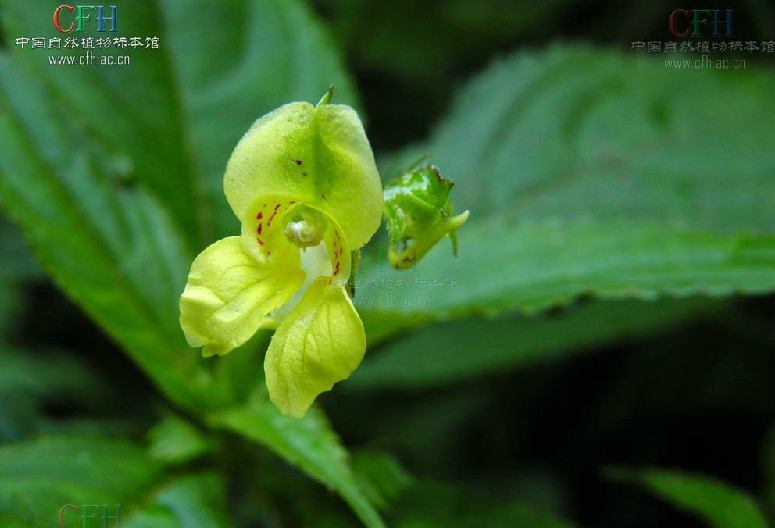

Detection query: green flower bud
xmin=383 ymin=161 xmax=469 ymax=269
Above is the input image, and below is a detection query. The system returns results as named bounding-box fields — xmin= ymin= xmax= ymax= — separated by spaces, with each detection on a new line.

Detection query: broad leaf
xmin=607 ymin=468 xmax=769 ymax=528
xmin=359 ymin=47 xmax=775 ymax=330
xmin=350 ymin=298 xmax=715 ymax=389
xmin=0 ymin=59 xmax=207 ymax=409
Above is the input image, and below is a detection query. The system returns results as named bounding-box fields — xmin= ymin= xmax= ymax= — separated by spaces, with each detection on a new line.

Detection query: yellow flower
xmin=180 ymin=91 xmax=382 ymax=417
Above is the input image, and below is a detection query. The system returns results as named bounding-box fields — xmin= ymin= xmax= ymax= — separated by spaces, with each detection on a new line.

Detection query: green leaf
xmin=0 ymin=436 xmax=162 ymax=527
xmin=385 ymin=46 xmax=773 ymax=230
xmin=0 ymin=58 xmax=209 ymax=410
xmin=350 ymin=298 xmax=715 ymax=389
xmin=123 ymin=473 xmax=233 ymax=528
xmin=0 ymin=0 xmax=358 ymax=247
xmin=607 ymin=468 xmax=769 ymax=528
xmin=0 ymin=216 xmax=40 ymax=281
xmin=147 ymin=414 xmax=214 ymax=465
xmin=212 ymin=388 xmax=386 ymax=528
xmin=351 ymin=450 xmax=412 ymax=509
xmin=360 ymin=46 xmax=775 ymax=331
xmin=0 ymin=216 xmax=37 ymax=341
xmin=358 ymin=219 xmax=774 ymax=333
xmin=0 ymin=436 xmax=232 ymax=528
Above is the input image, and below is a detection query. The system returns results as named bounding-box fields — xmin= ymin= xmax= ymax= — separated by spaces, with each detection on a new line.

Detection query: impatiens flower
xmin=180 ymin=90 xmax=383 ymax=417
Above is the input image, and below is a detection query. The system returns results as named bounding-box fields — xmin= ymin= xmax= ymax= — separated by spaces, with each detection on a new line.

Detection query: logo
xmin=53 ymin=5 xmax=117 ymax=33
xmin=58 ymin=504 xmax=121 ymax=528
xmin=669 ymin=9 xmax=734 ymax=38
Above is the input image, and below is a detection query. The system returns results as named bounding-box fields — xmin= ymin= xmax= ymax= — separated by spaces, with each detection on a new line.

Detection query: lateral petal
xmin=180 ymin=236 xmax=304 ymax=357
xmin=264 ymin=280 xmax=366 ymax=417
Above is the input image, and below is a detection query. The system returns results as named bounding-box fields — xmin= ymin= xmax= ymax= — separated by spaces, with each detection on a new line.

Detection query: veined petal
xmin=224 ymin=101 xmax=383 ymax=249
xmin=180 ymin=237 xmax=304 ymax=357
xmin=264 ymin=280 xmax=366 ymax=417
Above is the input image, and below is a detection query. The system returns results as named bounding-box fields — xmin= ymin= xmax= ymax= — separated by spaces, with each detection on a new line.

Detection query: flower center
xmin=283 ymin=205 xmax=327 ymax=248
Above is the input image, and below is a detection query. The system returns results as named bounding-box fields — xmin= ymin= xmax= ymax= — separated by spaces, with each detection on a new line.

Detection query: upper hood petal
xmin=224 ymin=101 xmax=383 ymax=250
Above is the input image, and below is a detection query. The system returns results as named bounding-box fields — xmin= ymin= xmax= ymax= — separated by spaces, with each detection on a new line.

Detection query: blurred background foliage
xmin=0 ymin=0 xmax=773 ymax=527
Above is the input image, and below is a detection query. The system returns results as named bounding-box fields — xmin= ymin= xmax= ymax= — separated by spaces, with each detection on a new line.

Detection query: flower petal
xmin=224 ymin=102 xmax=383 ymax=249
xmin=264 ymin=280 xmax=366 ymax=417
xmin=180 ymin=236 xmax=304 ymax=357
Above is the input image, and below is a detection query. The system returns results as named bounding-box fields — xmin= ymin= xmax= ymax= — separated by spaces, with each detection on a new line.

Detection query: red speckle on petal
xmin=268 ymin=203 xmax=282 ymax=226
xmin=256 ymin=212 xmax=263 ymax=220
